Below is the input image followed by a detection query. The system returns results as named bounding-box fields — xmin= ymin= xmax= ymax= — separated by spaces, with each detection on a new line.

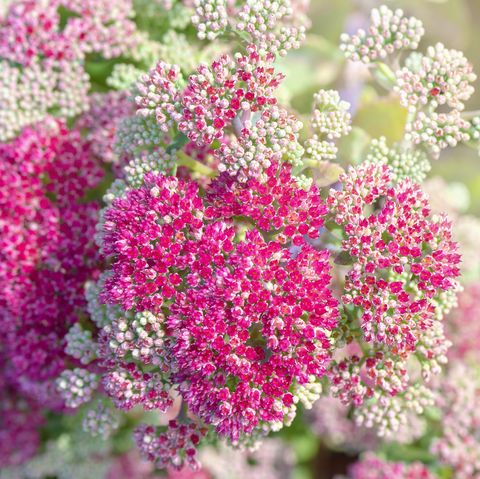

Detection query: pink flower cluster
xmin=446 ymin=282 xmax=480 ymax=362
xmin=431 ymin=363 xmax=480 ymax=479
xmin=0 ymin=118 xmax=103 ymax=407
xmin=100 ymin=163 xmax=338 ymax=444
xmin=0 ymin=0 xmax=137 ymax=65
xmin=77 ymin=92 xmax=134 ymax=165
xmin=179 ymin=45 xmax=283 ymax=146
xmin=134 ymin=420 xmax=207 ymax=471
xmin=347 ymin=453 xmax=436 ymax=479
xmin=0 ymin=351 xmax=44 ymax=467
xmin=169 ymin=230 xmax=337 ymax=441
xmin=0 ymin=0 xmax=139 ymax=140
xmin=0 ymin=118 xmax=103 ymax=465
xmin=206 ymin=161 xmax=326 ymax=242
xmin=134 ymin=45 xmax=297 ymax=179
xmin=326 ymin=162 xmax=460 ymax=433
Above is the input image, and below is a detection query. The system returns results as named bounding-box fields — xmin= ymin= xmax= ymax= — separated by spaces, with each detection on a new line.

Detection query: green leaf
xmin=166 ymin=132 xmax=189 ymax=154
xmin=338 ymin=126 xmax=371 ymax=165
xmin=354 ymin=94 xmax=408 ymax=143
xmin=293 ymin=466 xmax=314 ymax=479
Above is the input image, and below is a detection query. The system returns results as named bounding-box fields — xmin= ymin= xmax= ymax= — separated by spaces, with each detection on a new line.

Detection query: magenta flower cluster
xmin=347 ymin=453 xmax=435 ymax=479
xmin=0 ymin=0 xmax=139 ymax=140
xmin=0 ymin=1 xmax=474 ymax=476
xmin=0 ymin=118 xmax=103 ymax=464
xmin=100 ymin=163 xmax=338 ymax=447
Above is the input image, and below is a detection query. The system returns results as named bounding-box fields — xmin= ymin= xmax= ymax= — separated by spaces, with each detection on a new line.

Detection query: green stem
xmin=372 ymin=62 xmax=397 ymax=90
xmin=166 ymin=132 xmax=189 ymax=154
xmin=177 ymin=151 xmax=216 ymax=177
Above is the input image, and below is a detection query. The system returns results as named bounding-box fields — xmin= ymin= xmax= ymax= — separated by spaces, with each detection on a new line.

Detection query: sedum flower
xmin=214 ymin=105 xmax=303 ymax=179
xmin=103 ymin=363 xmax=173 ymax=412
xmin=124 ymin=149 xmax=178 ymax=187
xmin=0 ymin=119 xmax=102 ymax=391
xmin=206 ymin=161 xmax=327 ymax=243
xmin=0 ymin=0 xmax=140 ymax=139
xmin=191 ymin=0 xmax=229 ymax=41
xmin=168 ymin=229 xmax=338 ymax=442
xmin=311 ymin=90 xmax=351 ymax=140
xmin=405 ymin=110 xmax=471 ymax=157
xmin=340 ymin=6 xmax=424 ymax=64
xmin=82 ymin=401 xmax=120 ymax=440
xmin=326 ymin=162 xmax=460 ymax=434
xmin=179 ymin=45 xmax=284 ymax=146
xmin=431 ymin=363 xmax=480 ymax=479
xmin=134 ymin=420 xmax=207 ymax=471
xmin=446 ymin=282 xmax=480 ymax=363
xmin=346 ymin=452 xmax=436 ymax=479
xmin=365 ymin=137 xmax=431 ymax=184
xmin=191 ymin=0 xmax=308 ymax=57
xmin=396 ymin=44 xmax=476 ymax=113
xmin=65 ymin=324 xmax=98 ymax=366
xmin=306 ymin=90 xmax=351 ymax=164
xmin=135 ymin=61 xmax=184 ymax=133
xmin=56 ymin=369 xmax=99 ymax=409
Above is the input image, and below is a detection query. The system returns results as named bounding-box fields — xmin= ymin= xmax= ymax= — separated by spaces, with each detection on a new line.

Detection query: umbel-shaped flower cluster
xmin=0 ymin=117 xmax=103 ymax=465
xmin=191 ymin=0 xmax=309 ymax=56
xmin=0 ymin=0 xmax=140 ymax=141
xmin=60 ymin=1 xmax=465 ymax=473
xmin=326 ymin=162 xmax=460 ymax=436
xmin=97 ymin=163 xmax=339 ymax=464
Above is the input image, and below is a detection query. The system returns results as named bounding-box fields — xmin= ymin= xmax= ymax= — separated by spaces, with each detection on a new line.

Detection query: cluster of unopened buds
xmin=1 ymin=1 xmax=479 ymax=477
xmin=192 ymin=0 xmax=308 ymax=57
xmin=342 ymin=4 xmax=480 ymax=158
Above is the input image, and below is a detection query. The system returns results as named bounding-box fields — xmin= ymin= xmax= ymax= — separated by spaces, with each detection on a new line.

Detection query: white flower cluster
xmin=306 ymin=90 xmax=351 ymax=163
xmin=396 ymin=43 xmax=476 ymax=112
xmin=65 ymin=324 xmax=98 ymax=365
xmin=56 ymin=368 xmax=99 ymax=409
xmin=0 ymin=60 xmax=89 ymax=141
xmin=354 ymin=384 xmax=435 ymax=439
xmin=82 ymin=402 xmax=120 ymax=439
xmin=124 ymin=149 xmax=177 ymax=187
xmin=365 ymin=136 xmax=431 ymax=183
xmin=192 ymin=0 xmax=229 ymax=41
xmin=191 ymin=0 xmax=308 ymax=57
xmin=340 ymin=6 xmax=424 ymax=64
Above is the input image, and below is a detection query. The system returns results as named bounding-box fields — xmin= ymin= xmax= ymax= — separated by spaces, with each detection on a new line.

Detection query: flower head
xmin=326 ymin=162 xmax=460 ymax=434
xmin=347 ymin=453 xmax=436 ymax=479
xmin=179 ymin=45 xmax=284 ymax=146
xmin=206 ymin=161 xmax=326 ymax=244
xmin=135 ymin=420 xmax=207 ymax=471
xmin=340 ymin=6 xmax=424 ymax=63
xmin=169 ymin=230 xmax=338 ymax=442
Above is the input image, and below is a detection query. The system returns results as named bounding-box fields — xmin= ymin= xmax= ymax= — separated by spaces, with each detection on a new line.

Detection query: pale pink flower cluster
xmin=192 ymin=0 xmax=308 ymax=56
